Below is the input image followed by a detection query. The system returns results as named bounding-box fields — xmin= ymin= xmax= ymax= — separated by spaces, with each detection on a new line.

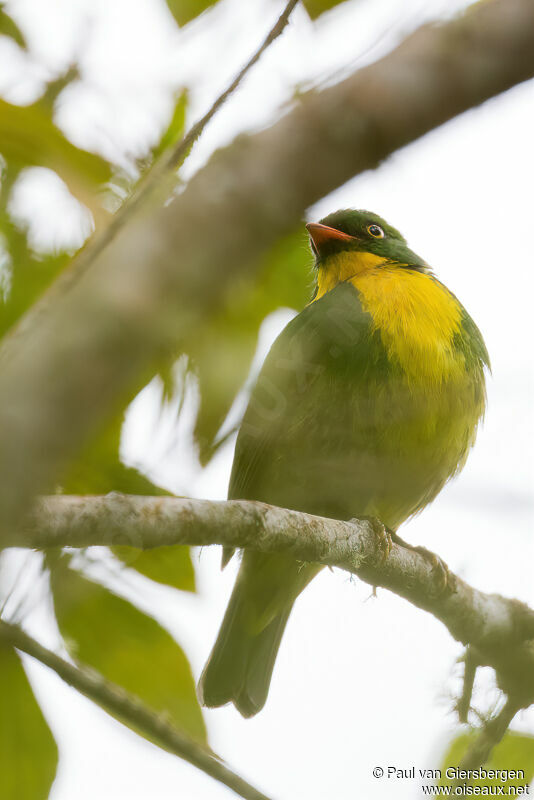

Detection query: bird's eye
xmin=367 ymin=224 xmax=385 ymax=238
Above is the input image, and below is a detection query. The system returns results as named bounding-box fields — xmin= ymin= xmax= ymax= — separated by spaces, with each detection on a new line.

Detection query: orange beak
xmin=306 ymin=222 xmax=356 ymax=250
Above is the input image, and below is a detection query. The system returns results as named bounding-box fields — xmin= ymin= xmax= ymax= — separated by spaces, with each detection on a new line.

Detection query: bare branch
xmin=1 ymin=0 xmax=534 ymax=536
xmin=12 ymin=493 xmax=534 ymax=709
xmin=0 ymin=620 xmax=272 ymax=800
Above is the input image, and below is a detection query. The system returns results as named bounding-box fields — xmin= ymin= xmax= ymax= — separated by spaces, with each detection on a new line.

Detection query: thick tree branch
xmin=13 ymin=493 xmax=534 ymax=709
xmin=1 ymin=0 xmax=534 ymax=536
xmin=0 ymin=620 xmax=272 ymax=800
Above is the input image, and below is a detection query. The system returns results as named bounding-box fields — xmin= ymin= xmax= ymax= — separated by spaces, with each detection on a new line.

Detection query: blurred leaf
xmin=35 ymin=66 xmax=79 ymax=114
xmin=62 ymin=409 xmax=163 ymax=497
xmin=0 ymin=644 xmax=58 ymax=799
xmin=0 ymin=246 xmax=69 ymax=336
xmin=439 ymin=730 xmax=534 ymax=788
xmin=112 ymin=545 xmax=195 ymax=592
xmin=0 ymin=4 xmax=26 ymax=48
xmin=165 ymin=0 xmax=219 ymax=27
xmin=0 ymin=160 xmax=73 ymax=337
xmin=151 ymin=91 xmax=188 ymax=161
xmin=0 ymin=212 xmax=69 ymax=338
xmin=191 ymin=227 xmax=312 ymax=462
xmin=302 ymin=0 xmax=351 ymax=19
xmin=62 ymin=410 xmax=196 ymax=593
xmin=0 ymin=97 xmax=112 ymax=214
xmin=50 ymin=560 xmax=206 ymax=743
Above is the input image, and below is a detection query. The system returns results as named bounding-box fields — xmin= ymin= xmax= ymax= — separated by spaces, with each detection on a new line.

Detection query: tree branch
xmin=12 ymin=493 xmax=534 ymax=709
xmin=0 ymin=620 xmax=272 ymax=800
xmin=457 ymin=646 xmax=478 ymax=724
xmin=1 ymin=0 xmax=534 ymax=536
xmin=454 ymin=698 xmax=522 ymax=783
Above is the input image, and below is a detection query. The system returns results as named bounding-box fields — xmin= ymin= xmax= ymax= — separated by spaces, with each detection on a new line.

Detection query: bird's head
xmin=306 ymin=209 xmax=428 ymax=276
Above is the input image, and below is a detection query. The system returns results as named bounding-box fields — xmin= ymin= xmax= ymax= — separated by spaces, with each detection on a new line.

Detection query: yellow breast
xmin=314 ymin=252 xmax=465 ymax=385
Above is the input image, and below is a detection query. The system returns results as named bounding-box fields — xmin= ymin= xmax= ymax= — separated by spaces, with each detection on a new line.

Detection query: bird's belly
xmin=256 ymin=374 xmax=482 ymax=530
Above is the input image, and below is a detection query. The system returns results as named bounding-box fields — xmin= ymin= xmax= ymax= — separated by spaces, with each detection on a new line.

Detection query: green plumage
xmin=198 ymin=210 xmax=489 ymax=717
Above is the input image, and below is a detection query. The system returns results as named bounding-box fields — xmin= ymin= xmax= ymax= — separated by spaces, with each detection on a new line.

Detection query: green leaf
xmin=34 ymin=67 xmax=79 ymax=115
xmin=0 ymin=244 xmax=69 ymax=338
xmin=191 ymin=227 xmax=312 ymax=463
xmin=439 ymin=730 xmax=534 ymax=789
xmin=61 ymin=409 xmax=196 ymax=593
xmin=0 ymin=164 xmax=70 ymax=336
xmin=151 ymin=91 xmax=188 ymax=161
xmin=165 ymin=0 xmax=219 ymax=27
xmin=112 ymin=545 xmax=196 ymax=592
xmin=62 ymin=409 xmax=163 ymax=497
xmin=0 ymin=97 xmax=112 ymax=213
xmin=302 ymin=0 xmax=351 ymax=19
xmin=0 ymin=644 xmax=58 ymax=799
xmin=50 ymin=559 xmax=206 ymax=743
xmin=0 ymin=5 xmax=26 ymax=48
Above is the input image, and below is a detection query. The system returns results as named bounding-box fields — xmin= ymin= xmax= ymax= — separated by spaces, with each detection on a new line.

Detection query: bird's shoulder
xmin=260 ymin=281 xmax=385 ymax=381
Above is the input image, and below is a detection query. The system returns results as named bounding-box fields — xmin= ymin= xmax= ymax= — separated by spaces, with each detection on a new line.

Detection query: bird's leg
xmin=390 ymin=532 xmax=455 ymax=595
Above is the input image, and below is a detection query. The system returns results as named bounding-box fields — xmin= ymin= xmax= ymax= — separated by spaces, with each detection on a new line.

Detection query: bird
xmin=198 ymin=208 xmax=489 ymax=718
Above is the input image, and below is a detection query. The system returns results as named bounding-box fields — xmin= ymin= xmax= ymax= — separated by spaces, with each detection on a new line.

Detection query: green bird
xmin=198 ymin=209 xmax=489 ymax=717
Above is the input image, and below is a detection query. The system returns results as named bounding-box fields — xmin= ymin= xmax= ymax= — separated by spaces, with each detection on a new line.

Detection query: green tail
xmin=199 ymin=551 xmax=320 ymax=717
xmin=198 ymin=575 xmax=293 ymax=718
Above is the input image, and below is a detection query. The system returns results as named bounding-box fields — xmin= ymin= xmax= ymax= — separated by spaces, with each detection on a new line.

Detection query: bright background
xmin=1 ymin=0 xmax=534 ymax=798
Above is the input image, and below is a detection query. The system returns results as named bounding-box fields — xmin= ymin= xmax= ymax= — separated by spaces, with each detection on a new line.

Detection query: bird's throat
xmin=314 ymin=251 xmax=385 ymax=301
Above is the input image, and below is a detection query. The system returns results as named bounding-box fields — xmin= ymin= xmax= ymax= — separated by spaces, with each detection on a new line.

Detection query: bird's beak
xmin=306 ymin=222 xmax=357 ymax=250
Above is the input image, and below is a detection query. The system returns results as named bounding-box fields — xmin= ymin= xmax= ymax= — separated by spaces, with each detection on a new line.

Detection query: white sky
xmin=1 ymin=0 xmax=534 ymax=799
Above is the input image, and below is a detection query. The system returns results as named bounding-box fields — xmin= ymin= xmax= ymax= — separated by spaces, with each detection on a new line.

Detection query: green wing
xmin=228 ymin=282 xmax=382 ymax=514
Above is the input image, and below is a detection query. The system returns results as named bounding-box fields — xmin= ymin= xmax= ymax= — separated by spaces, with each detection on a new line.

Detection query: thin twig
xmin=56 ymin=0 xmax=300 ymax=290
xmin=457 ymin=646 xmax=478 ymax=724
xmin=165 ymin=0 xmax=300 ymax=172
xmin=0 ymin=621 xmax=272 ymax=800
xmin=0 ymin=551 xmax=34 ymax=619
xmin=454 ymin=698 xmax=521 ymax=782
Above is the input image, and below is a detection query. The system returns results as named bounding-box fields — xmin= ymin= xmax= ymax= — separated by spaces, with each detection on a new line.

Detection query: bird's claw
xmin=356 ymin=516 xmax=393 ymax=566
xmin=409 ymin=542 xmax=454 ymax=595
xmin=389 ymin=533 xmax=455 ymax=596
xmin=415 ymin=545 xmax=454 ymax=595
xmin=378 ymin=526 xmax=393 ymax=565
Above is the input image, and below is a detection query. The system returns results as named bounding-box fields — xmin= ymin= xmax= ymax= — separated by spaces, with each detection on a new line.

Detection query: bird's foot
xmin=355 ymin=516 xmax=393 ymax=566
xmin=391 ymin=533 xmax=455 ymax=596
